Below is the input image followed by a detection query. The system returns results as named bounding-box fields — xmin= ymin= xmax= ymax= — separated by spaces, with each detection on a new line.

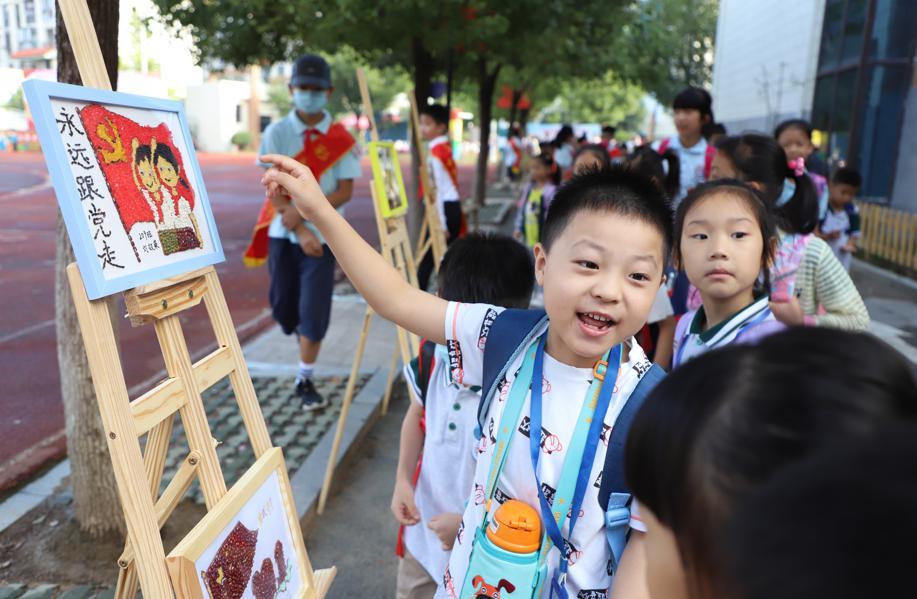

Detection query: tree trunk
xmin=508 ymin=88 xmax=523 ymax=128
xmin=408 ymin=37 xmax=435 ymax=245
xmin=56 ymin=0 xmax=125 ymax=539
xmin=473 ymin=58 xmax=500 ymax=209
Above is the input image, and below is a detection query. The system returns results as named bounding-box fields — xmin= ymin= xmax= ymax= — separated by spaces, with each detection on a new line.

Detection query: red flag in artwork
xmin=77 ymin=104 xmax=196 ymax=234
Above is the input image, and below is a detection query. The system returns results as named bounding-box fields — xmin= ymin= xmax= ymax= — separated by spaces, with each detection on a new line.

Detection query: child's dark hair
xmin=723 ymin=426 xmax=917 ymax=599
xmin=553 ymin=124 xmax=575 ymax=145
xmin=134 ymin=143 xmax=152 ymax=164
xmin=625 ymin=328 xmax=917 ymax=597
xmin=832 ymin=166 xmax=862 ymax=188
xmin=626 ymin=145 xmax=680 ymax=201
xmin=542 ymin=166 xmax=673 ymax=261
xmin=437 ymin=232 xmax=534 ymax=308
xmin=773 ymin=118 xmax=813 ymax=141
xmin=673 ymin=87 xmax=714 ymax=122
xmin=673 ymin=179 xmax=776 ymax=295
xmin=420 ymin=104 xmax=450 ymax=127
xmin=573 ymin=144 xmax=612 ymax=171
xmin=602 ymin=125 xmax=617 ymax=136
xmin=702 ymin=122 xmax=727 ymax=140
xmin=715 ymin=134 xmax=819 ymax=234
xmin=532 ymin=154 xmax=560 ymax=185
xmin=153 ymin=143 xmax=191 ymax=189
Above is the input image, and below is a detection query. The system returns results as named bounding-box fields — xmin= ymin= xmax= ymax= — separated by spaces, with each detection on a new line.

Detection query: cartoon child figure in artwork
xmin=130 ymin=136 xmax=201 ymax=255
xmin=153 ymin=140 xmax=202 ymax=252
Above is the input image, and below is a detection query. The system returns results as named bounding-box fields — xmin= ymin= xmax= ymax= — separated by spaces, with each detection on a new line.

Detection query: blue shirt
xmin=656 ymin=136 xmax=708 ymax=207
xmin=259 ymin=110 xmax=361 ymax=244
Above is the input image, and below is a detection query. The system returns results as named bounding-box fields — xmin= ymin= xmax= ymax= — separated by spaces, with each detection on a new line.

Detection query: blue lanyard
xmin=530 ymin=336 xmax=621 ymax=598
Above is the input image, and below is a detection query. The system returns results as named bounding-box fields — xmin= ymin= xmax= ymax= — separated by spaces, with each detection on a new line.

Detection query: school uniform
xmin=820 ymin=203 xmax=860 ymax=271
xmin=398 ymin=343 xmax=481 ymax=594
xmin=672 ymin=296 xmax=784 ymax=368
xmin=417 ymin=135 xmax=466 ymax=290
xmin=246 ymin=109 xmax=360 ymax=340
xmin=436 ymin=302 xmax=653 ymax=599
xmin=655 ymin=136 xmax=711 ymax=207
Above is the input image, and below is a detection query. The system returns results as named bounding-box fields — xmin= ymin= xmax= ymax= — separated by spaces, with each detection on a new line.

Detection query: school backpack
xmin=658 ymin=137 xmax=716 ymax=179
xmin=478 ymin=309 xmax=666 ymax=574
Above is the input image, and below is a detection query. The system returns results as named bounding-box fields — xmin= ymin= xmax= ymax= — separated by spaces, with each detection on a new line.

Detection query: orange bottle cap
xmin=486 ymin=499 xmax=542 ymax=554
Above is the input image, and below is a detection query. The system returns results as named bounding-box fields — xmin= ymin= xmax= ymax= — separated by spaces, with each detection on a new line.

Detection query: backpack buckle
xmin=593 ymin=359 xmax=608 ymax=381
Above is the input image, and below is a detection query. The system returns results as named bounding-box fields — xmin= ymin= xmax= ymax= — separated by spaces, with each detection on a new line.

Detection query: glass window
xmin=818 ymin=0 xmax=846 ymax=69
xmin=811 ymin=75 xmax=835 ymax=131
xmin=825 ymin=68 xmax=859 ymax=165
xmin=855 ymin=64 xmax=910 ymax=197
xmin=870 ymin=0 xmax=917 ymax=60
xmin=840 ymin=0 xmax=867 ymax=65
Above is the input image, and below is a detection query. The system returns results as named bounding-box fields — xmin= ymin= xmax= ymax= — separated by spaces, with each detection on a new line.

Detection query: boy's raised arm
xmin=261 ymin=154 xmax=448 ymax=345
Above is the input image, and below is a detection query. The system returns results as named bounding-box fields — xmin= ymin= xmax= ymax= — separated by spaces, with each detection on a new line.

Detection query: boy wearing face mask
xmin=244 ymin=53 xmax=361 ymax=410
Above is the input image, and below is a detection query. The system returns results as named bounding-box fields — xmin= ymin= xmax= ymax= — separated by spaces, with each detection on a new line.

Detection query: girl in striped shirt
xmin=709 ymin=134 xmax=869 ymax=331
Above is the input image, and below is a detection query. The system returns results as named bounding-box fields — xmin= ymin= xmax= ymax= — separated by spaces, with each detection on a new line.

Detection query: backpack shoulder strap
xmin=703 ymin=143 xmax=716 ymax=179
xmin=404 ymin=339 xmax=438 ymax=407
xmin=598 ymin=363 xmax=666 ymax=510
xmin=477 ymin=308 xmax=548 ymax=433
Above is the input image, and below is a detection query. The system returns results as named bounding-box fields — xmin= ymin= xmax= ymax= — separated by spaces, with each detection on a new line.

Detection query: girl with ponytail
xmin=708 ymin=134 xmax=868 ymax=330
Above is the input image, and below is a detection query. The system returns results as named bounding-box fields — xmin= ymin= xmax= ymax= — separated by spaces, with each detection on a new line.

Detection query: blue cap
xmin=291 ymin=54 xmax=331 ymax=89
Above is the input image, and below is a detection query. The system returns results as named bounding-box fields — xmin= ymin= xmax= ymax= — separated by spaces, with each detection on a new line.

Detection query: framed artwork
xmin=368 ymin=141 xmax=408 ymax=219
xmin=167 ymin=448 xmax=316 ymax=599
xmin=22 ymin=79 xmax=224 ymax=299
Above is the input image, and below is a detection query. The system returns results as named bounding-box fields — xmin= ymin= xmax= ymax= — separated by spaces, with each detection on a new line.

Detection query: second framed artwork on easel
xmin=23 ymin=79 xmax=224 ymax=299
xmin=368 ymin=141 xmax=408 ymax=219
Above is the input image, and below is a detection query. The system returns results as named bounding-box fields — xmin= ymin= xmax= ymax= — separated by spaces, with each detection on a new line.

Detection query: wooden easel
xmin=409 ymin=92 xmax=448 ymax=267
xmin=316 ymin=69 xmax=421 ymax=515
xmin=58 ymin=1 xmax=334 ymax=596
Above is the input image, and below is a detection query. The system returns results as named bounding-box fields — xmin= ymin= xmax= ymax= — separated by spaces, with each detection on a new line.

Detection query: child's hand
xmin=296 ymin=227 xmax=323 ymax=257
xmin=769 ymin=295 xmax=805 ymax=326
xmin=281 ymin=205 xmax=303 ymax=230
xmin=260 ymin=154 xmax=327 ymax=220
xmin=428 ymin=512 xmax=463 ymax=550
xmin=391 ymin=478 xmax=420 ymax=526
xmin=842 ymin=241 xmax=857 ymax=254
xmin=825 ymin=230 xmax=842 ymax=241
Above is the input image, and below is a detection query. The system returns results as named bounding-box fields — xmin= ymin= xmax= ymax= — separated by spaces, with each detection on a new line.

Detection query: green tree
xmin=615 ymin=0 xmax=718 ymax=105
xmin=536 ymin=72 xmax=646 ymax=133
xmin=4 ymin=87 xmax=24 ymax=110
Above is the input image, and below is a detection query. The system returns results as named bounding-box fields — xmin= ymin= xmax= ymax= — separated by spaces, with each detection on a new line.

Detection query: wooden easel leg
xmin=317 ymin=306 xmax=374 ymax=515
xmin=115 ymin=414 xmax=175 ymax=598
xmin=153 ymin=316 xmax=227 ymax=508
xmin=380 ymin=346 xmax=401 ymax=416
xmin=202 ymin=270 xmax=273 ymax=458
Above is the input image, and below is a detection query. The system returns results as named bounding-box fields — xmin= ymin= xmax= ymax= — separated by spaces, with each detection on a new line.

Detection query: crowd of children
xmin=255 ymin=75 xmax=912 ymax=598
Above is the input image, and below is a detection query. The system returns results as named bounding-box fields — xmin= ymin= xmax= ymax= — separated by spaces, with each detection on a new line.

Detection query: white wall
xmin=712 ymin=0 xmax=826 ymax=134
xmin=185 ymin=80 xmax=251 ymax=152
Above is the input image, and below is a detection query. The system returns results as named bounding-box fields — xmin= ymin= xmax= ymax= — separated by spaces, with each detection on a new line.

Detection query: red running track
xmin=0 ymin=151 xmax=482 ymax=490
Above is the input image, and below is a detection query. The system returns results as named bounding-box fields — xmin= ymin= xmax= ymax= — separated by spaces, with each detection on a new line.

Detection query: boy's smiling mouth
xmin=576 ymin=311 xmax=616 ymax=336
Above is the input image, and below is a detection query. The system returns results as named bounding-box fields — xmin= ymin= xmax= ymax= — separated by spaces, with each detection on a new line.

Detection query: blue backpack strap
xmin=477 ymin=308 xmax=548 ymax=435
xmin=598 ymin=363 xmax=666 ymax=574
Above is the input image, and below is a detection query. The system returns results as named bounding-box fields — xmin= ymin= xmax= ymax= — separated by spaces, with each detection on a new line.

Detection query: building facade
xmin=712 ymin=0 xmax=916 ymax=209
xmin=0 ymin=0 xmax=55 ymax=70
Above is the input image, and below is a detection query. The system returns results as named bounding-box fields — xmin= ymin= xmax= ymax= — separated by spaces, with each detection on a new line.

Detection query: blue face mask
xmin=293 ymin=90 xmax=328 ymax=114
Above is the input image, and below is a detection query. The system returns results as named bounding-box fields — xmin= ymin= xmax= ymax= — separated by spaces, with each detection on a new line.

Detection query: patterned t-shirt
xmin=436 ymin=302 xmax=651 ymax=599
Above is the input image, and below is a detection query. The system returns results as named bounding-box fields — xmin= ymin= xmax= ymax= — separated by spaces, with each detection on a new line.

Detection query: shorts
xmin=267 ymin=238 xmax=335 ymax=341
xmin=396 ymin=549 xmax=437 ymax=599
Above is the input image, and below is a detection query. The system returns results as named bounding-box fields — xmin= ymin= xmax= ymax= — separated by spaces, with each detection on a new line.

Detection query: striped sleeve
xmin=801 ymin=238 xmax=870 ymax=331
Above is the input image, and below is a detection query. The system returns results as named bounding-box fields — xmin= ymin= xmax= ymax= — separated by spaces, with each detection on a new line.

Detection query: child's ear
xmin=533 ymin=243 xmax=547 ymax=286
